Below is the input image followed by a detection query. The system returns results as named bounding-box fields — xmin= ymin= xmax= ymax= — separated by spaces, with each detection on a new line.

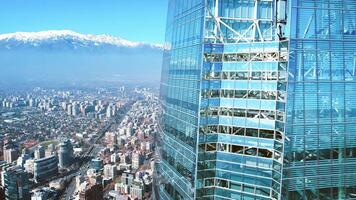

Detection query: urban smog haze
xmin=0 ymin=30 xmax=163 ymax=85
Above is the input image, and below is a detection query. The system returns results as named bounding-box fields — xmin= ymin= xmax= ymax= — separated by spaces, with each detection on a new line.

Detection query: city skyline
xmin=1 ymin=1 xmax=166 ymax=200
xmin=0 ymin=85 xmax=160 ymax=200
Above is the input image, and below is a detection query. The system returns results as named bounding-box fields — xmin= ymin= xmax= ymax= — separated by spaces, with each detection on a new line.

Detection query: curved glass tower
xmin=157 ymin=0 xmax=356 ymax=199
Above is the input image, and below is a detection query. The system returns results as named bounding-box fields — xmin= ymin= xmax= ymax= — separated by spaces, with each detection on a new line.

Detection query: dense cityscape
xmin=0 ymin=85 xmax=160 ymax=200
xmin=1 ymin=0 xmax=356 ymax=200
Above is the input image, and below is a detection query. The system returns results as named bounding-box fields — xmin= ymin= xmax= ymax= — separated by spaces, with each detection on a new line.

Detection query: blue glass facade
xmin=158 ymin=0 xmax=356 ymax=199
xmin=34 ymin=155 xmax=58 ymax=183
xmin=158 ymin=0 xmax=205 ymax=199
xmin=283 ymin=0 xmax=356 ymax=199
xmin=2 ymin=166 xmax=30 ymax=200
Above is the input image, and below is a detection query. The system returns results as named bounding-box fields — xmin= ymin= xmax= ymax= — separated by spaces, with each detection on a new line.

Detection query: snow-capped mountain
xmin=0 ymin=30 xmax=163 ymax=84
xmin=0 ymin=30 xmax=163 ymax=51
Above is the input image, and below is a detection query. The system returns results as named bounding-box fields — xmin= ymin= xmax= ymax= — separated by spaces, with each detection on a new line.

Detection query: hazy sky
xmin=0 ymin=0 xmax=168 ymax=44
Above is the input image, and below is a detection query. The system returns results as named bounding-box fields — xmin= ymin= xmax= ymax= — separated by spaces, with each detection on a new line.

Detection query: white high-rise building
xmin=29 ymin=98 xmax=35 ymax=107
xmin=111 ymin=153 xmax=118 ymax=163
xmin=103 ymin=164 xmax=116 ymax=179
xmin=105 ymin=132 xmax=117 ymax=148
xmin=67 ymin=104 xmax=72 ymax=116
xmin=4 ymin=148 xmax=18 ymax=164
xmin=34 ymin=145 xmax=45 ymax=159
xmin=106 ymin=105 xmax=112 ymax=118
xmin=132 ymin=152 xmax=140 ymax=170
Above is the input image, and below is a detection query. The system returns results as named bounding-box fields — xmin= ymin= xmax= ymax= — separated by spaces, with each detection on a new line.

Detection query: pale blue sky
xmin=0 ymin=0 xmax=168 ymax=44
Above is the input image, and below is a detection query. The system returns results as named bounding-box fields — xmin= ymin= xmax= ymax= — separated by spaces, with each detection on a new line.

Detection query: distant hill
xmin=0 ymin=30 xmax=163 ymax=85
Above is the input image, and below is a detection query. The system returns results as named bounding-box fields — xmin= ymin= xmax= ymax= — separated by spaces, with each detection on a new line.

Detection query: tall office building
xmin=34 ymin=145 xmax=45 ymax=160
xmin=67 ymin=104 xmax=73 ymax=116
xmin=132 ymin=151 xmax=143 ymax=170
xmin=45 ymin=144 xmax=56 ymax=157
xmin=34 ymin=155 xmax=58 ymax=183
xmin=17 ymin=151 xmax=30 ymax=167
xmin=3 ymin=148 xmax=18 ymax=164
xmin=1 ymin=166 xmax=30 ymax=200
xmin=103 ymin=164 xmax=116 ymax=180
xmin=105 ymin=132 xmax=118 ymax=148
xmin=58 ymin=139 xmax=74 ymax=168
xmin=158 ymin=0 xmax=356 ymax=199
xmin=3 ymin=141 xmax=19 ymax=164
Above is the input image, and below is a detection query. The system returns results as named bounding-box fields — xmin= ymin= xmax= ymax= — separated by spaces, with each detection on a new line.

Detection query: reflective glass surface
xmin=283 ymin=0 xmax=356 ymax=199
xmin=158 ymin=0 xmax=205 ymax=199
xmin=159 ymin=0 xmax=356 ymax=199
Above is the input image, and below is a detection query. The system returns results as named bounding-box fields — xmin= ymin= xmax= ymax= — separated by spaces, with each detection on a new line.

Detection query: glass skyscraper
xmin=157 ymin=0 xmax=356 ymax=199
xmin=1 ymin=166 xmax=30 ymax=200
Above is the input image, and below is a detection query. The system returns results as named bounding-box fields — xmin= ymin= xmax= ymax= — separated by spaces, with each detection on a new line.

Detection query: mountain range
xmin=0 ymin=30 xmax=163 ymax=85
